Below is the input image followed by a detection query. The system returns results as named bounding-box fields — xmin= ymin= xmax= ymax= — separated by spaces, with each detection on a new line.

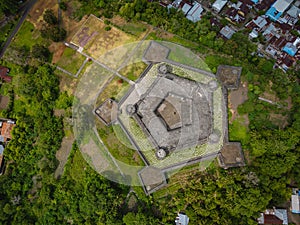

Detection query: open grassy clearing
xmin=95 ymin=76 xmax=130 ymax=106
xmin=119 ymin=61 xmax=147 ymax=81
xmin=56 ymin=47 xmax=86 ymax=74
xmin=55 ymin=69 xmax=78 ymax=95
xmin=165 ymin=42 xmax=210 ymax=71
xmin=12 ymin=20 xmax=47 ymax=48
xmin=110 ymin=16 xmax=148 ymax=37
xmin=96 ymin=120 xmax=143 ymax=166
xmin=167 ymin=35 xmax=198 ymax=49
xmin=229 ymin=116 xmax=249 ymax=144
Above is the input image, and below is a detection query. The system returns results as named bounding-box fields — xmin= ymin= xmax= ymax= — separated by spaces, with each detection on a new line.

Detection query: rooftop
xmin=219 ymin=26 xmax=236 ymax=39
xmin=175 ymin=213 xmax=189 ymax=225
xmin=212 ymin=0 xmax=228 ymax=12
xmin=272 ymin=0 xmax=293 ymax=12
xmin=186 ymin=2 xmax=204 ymax=22
xmin=258 ymin=208 xmax=288 ymax=225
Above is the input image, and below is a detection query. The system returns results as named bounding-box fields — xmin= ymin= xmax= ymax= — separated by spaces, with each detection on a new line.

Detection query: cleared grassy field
xmin=229 ymin=116 xmax=249 ymax=143
xmin=56 ymin=47 xmax=86 ymax=74
xmin=162 ymin=42 xmax=211 ymax=71
xmin=95 ymin=76 xmax=130 ymax=106
xmin=119 ymin=61 xmax=147 ymax=81
xmin=114 ymin=22 xmax=147 ymax=37
xmin=12 ymin=21 xmax=47 ymax=48
xmin=96 ymin=120 xmax=144 ymax=166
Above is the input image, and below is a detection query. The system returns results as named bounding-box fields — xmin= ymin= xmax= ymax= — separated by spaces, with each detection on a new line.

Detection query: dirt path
xmin=54 ymin=134 xmax=74 ymax=178
xmin=228 ymin=82 xmax=249 ymax=124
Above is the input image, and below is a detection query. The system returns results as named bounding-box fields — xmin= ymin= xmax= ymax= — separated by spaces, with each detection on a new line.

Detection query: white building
xmin=291 ymin=189 xmax=300 ymax=214
xmin=182 ymin=3 xmax=192 ymax=15
xmin=186 ymin=2 xmax=204 ymax=22
xmin=212 ymin=0 xmax=228 ymax=13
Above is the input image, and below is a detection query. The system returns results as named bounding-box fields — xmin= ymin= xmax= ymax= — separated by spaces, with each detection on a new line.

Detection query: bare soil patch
xmin=228 ymin=81 xmax=248 ymax=123
xmin=54 ymin=109 xmax=65 ymax=117
xmin=50 ymin=42 xmax=66 ymax=64
xmin=0 ymin=96 xmax=9 ymax=109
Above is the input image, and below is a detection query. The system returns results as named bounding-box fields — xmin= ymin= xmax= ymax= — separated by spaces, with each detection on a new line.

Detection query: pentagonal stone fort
xmin=132 ymin=65 xmax=213 ymax=153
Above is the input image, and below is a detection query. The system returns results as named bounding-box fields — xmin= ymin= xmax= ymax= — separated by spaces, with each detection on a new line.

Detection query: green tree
xmin=31 ymin=44 xmax=50 ymax=62
xmin=43 ymin=9 xmax=58 ymax=25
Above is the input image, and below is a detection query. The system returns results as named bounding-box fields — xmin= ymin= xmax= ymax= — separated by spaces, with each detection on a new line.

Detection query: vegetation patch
xmin=56 ymin=47 xmax=86 ymax=74
xmin=95 ymin=76 xmax=130 ymax=106
xmin=229 ymin=116 xmax=249 ymax=144
xmin=119 ymin=61 xmax=147 ymax=81
xmin=0 ymin=21 xmax=16 ymax=48
xmin=13 ymin=21 xmax=46 ymax=48
xmin=96 ymin=120 xmax=143 ymax=166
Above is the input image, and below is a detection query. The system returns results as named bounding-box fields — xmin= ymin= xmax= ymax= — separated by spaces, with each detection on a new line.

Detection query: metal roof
xmin=175 ymin=213 xmax=189 ymax=225
xmin=212 ymin=0 xmax=228 ymax=12
xmin=287 ymin=5 xmax=300 ymax=17
xmin=182 ymin=3 xmax=192 ymax=14
xmin=272 ymin=0 xmax=293 ymax=12
xmin=186 ymin=2 xmax=204 ymax=22
xmin=291 ymin=194 xmax=300 ymax=213
xmin=220 ymin=26 xmax=236 ymax=39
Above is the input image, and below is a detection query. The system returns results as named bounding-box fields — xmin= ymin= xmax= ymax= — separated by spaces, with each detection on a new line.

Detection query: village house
xmin=212 ymin=0 xmax=228 ymax=13
xmin=186 ymin=2 xmax=204 ymax=22
xmin=0 ymin=66 xmax=12 ymax=83
xmin=291 ymin=188 xmax=300 ymax=214
xmin=257 ymin=208 xmax=288 ymax=225
xmin=265 ymin=0 xmax=293 ymax=21
xmin=175 ymin=213 xmax=189 ymax=225
xmin=219 ymin=25 xmax=236 ymax=39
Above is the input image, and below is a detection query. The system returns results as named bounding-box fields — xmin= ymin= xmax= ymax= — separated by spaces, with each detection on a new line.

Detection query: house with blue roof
xmin=283 ymin=42 xmax=298 ymax=56
xmin=265 ymin=0 xmax=293 ymax=21
xmin=282 ymin=37 xmax=300 ymax=57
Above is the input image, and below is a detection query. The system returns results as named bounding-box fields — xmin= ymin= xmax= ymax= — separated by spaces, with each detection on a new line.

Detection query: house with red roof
xmin=0 ymin=66 xmax=12 ymax=83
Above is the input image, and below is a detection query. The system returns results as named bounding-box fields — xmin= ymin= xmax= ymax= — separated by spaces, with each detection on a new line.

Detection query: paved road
xmin=0 ymin=0 xmax=37 ymax=59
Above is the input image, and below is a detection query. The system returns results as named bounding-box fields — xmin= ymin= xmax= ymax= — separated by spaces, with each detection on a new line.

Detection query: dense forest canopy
xmin=0 ymin=0 xmax=19 ymax=16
